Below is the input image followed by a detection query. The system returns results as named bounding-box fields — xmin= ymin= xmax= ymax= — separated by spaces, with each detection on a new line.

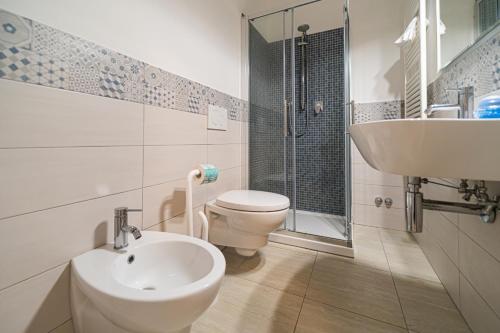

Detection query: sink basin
xmin=71 ymin=231 xmax=225 ymax=333
xmin=350 ymin=119 xmax=500 ymax=181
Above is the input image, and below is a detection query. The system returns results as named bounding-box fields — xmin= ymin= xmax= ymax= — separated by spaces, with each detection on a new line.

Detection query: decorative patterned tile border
xmin=428 ymin=25 xmax=500 ymax=106
xmin=353 ymin=100 xmax=404 ymax=124
xmin=0 ymin=9 xmax=248 ymax=121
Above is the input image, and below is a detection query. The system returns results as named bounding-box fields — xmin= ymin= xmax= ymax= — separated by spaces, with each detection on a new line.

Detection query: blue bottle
xmin=474 ymin=95 xmax=500 ymax=119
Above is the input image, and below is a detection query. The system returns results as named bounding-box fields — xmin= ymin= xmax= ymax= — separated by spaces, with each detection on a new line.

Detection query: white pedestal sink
xmin=350 ymin=119 xmax=500 ymax=181
xmin=71 ymin=231 xmax=225 ymax=333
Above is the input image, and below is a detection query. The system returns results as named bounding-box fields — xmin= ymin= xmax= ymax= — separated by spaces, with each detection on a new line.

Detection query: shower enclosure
xmin=247 ymin=0 xmax=352 ymax=252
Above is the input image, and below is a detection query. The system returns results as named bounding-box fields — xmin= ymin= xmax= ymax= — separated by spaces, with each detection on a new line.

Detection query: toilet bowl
xmin=206 ymin=190 xmax=289 ymax=256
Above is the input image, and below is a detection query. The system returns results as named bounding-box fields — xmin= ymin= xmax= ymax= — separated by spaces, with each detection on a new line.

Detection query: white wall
xmin=0 ymin=0 xmax=243 ymax=98
xmin=250 ymin=0 xmax=344 ymax=43
xmin=350 ymin=0 xmax=404 ymax=103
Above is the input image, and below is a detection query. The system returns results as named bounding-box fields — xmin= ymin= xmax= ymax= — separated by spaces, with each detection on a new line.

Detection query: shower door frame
xmin=246 ymin=0 xmax=353 ymax=255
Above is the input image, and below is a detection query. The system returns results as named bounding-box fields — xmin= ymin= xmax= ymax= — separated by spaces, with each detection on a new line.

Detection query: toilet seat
xmin=215 ymin=190 xmax=289 ymax=212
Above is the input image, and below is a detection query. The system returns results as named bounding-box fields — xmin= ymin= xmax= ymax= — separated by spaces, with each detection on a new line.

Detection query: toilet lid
xmin=216 ymin=190 xmax=290 ymax=212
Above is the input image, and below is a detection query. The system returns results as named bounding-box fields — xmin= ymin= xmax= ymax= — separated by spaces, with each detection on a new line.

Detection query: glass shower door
xmin=248 ymin=1 xmax=351 ymax=245
xmin=248 ymin=10 xmax=295 ymax=231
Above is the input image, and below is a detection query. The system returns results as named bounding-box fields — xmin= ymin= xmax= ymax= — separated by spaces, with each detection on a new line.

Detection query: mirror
xmin=438 ymin=0 xmax=499 ymax=68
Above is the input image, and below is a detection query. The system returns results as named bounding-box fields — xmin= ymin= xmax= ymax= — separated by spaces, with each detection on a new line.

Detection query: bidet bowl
xmin=71 ymin=231 xmax=225 ymax=333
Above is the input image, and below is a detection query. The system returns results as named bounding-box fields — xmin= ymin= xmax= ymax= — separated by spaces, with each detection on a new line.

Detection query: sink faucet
xmin=114 ymin=207 xmax=142 ymax=249
xmin=425 ymin=86 xmax=474 ymax=119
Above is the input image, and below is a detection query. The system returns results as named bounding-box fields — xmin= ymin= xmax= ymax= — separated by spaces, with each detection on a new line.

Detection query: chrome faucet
xmin=114 ymin=207 xmax=142 ymax=249
xmin=425 ymin=86 xmax=474 ymax=119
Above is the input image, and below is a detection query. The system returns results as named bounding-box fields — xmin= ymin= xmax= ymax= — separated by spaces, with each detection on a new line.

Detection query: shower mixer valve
xmin=314 ymin=101 xmax=323 ymax=114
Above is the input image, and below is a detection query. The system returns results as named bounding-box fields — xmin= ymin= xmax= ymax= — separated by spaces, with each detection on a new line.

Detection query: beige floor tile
xmin=306 ymin=253 xmax=406 ymax=328
xmin=296 ymin=300 xmax=408 ymax=333
xmin=229 ymin=243 xmax=317 ymax=296
xmin=383 ymin=243 xmax=440 ymax=282
xmin=352 ymin=239 xmax=391 ymax=271
xmin=192 ymin=276 xmax=303 ymax=333
xmin=378 ymin=228 xmax=419 ymax=248
xmin=345 ymin=225 xmax=391 ymax=271
xmin=394 ymin=275 xmax=471 ymax=333
xmin=352 ymin=224 xmax=382 ymax=242
xmin=222 ymin=247 xmax=246 ymax=274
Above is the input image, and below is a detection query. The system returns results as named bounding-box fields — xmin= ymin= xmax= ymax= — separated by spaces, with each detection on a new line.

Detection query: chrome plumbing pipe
xmin=405 ymin=177 xmax=498 ymax=233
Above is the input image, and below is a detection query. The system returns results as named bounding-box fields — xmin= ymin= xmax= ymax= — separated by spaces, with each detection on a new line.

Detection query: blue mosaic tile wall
xmin=249 ymin=26 xmax=345 ymax=216
xmin=0 ymin=9 xmax=247 ymax=121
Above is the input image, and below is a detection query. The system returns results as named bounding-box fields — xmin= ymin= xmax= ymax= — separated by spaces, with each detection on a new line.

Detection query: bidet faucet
xmin=114 ymin=207 xmax=142 ymax=249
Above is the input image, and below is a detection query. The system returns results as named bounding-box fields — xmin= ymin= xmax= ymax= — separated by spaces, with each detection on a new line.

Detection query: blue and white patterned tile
xmin=97 ymin=50 xmax=144 ymax=102
xmin=143 ymin=65 xmax=176 ymax=108
xmin=0 ymin=9 xmax=245 ymax=120
xmin=98 ymin=69 xmax=126 ymax=100
xmin=0 ymin=10 xmax=32 ymax=50
xmin=31 ymin=53 xmax=68 ymax=89
xmin=67 ymin=62 xmax=100 ymax=95
xmin=0 ymin=46 xmax=34 ymax=83
xmin=32 ymin=21 xmax=101 ymax=66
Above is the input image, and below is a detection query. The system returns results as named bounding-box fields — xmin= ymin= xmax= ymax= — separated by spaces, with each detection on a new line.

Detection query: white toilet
xmin=206 ymin=190 xmax=290 ymax=256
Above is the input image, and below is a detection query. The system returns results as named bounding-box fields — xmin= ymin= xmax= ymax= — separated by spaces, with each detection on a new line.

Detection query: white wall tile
xmin=0 ymin=79 xmax=143 ymax=148
xmin=353 ymin=204 xmax=406 ymax=231
xmin=352 ymin=163 xmax=365 ymax=184
xmin=143 ymin=145 xmax=206 ymax=186
xmin=143 ymin=179 xmax=206 ymax=229
xmin=0 ymin=190 xmax=141 ymax=290
xmin=417 ymin=216 xmax=460 ymax=305
xmin=207 ymin=120 xmax=241 ymax=144
xmin=240 ymin=143 xmax=248 ymax=190
xmin=426 ymin=211 xmax=459 ymax=265
xmin=460 ymin=274 xmax=500 ymax=333
xmin=144 ymin=105 xmax=207 ymax=145
xmin=50 ymin=320 xmax=74 ymax=333
xmin=0 ymin=264 xmax=71 ymax=333
xmin=0 ymin=147 xmax=143 ymax=219
xmin=459 ymin=232 xmax=500 ymax=316
xmin=459 ymin=213 xmax=500 ymax=262
xmin=207 ymin=144 xmax=241 ymax=171
xmin=354 ymin=184 xmax=404 ymax=208
xmin=364 ymin=165 xmax=403 ymax=187
xmin=206 ymin=166 xmax=242 ymax=200
xmin=147 ymin=205 xmax=204 ymax=237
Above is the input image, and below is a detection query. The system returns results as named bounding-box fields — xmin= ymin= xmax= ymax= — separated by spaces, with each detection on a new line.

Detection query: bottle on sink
xmin=474 ymin=95 xmax=500 ymax=119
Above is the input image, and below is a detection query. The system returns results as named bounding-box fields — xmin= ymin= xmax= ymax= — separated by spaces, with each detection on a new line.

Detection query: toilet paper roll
xmin=196 ymin=164 xmax=219 ymax=184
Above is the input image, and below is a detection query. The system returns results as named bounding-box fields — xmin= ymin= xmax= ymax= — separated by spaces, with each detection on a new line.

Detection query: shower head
xmin=297 ymin=24 xmax=310 ymax=34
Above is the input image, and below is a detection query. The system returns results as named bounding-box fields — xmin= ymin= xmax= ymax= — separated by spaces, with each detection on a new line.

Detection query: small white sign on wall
xmin=208 ymin=105 xmax=228 ymax=131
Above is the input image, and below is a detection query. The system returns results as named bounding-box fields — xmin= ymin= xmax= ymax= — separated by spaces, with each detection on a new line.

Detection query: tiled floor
xmin=192 ymin=224 xmax=472 ymax=333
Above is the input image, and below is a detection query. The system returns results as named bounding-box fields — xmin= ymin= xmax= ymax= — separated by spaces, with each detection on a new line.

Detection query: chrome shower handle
xmin=283 ymin=99 xmax=289 ymax=137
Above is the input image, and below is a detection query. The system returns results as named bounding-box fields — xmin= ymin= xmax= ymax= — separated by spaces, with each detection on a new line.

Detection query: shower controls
xmin=374 ymin=197 xmax=383 ymax=207
xmin=315 ymin=101 xmax=323 ymax=114
xmin=384 ymin=198 xmax=393 ymax=208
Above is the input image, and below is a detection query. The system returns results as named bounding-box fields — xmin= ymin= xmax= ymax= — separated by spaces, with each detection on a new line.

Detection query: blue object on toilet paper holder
xmin=198 ymin=164 xmax=219 ymax=184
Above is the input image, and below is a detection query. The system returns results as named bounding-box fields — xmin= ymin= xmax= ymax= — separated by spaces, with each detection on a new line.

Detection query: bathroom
xmin=0 ymin=0 xmax=499 ymax=332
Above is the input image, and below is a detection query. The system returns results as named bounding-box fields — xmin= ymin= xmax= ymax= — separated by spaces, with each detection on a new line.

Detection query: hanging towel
xmin=439 ymin=19 xmax=446 ymax=35
xmin=394 ymin=17 xmax=418 ymax=45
